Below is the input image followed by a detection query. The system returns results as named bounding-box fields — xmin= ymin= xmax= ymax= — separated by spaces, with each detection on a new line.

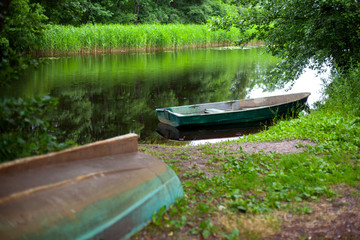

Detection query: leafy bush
xmin=208 ymin=0 xmax=360 ymax=88
xmin=32 ymin=0 xmax=239 ymax=25
xmin=0 ymin=0 xmax=47 ymax=86
xmin=324 ymin=65 xmax=360 ymax=117
xmin=0 ymin=96 xmax=71 ymax=162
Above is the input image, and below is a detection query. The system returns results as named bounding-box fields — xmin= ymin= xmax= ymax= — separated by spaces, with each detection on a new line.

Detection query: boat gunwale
xmin=156 ymin=92 xmax=311 ymax=118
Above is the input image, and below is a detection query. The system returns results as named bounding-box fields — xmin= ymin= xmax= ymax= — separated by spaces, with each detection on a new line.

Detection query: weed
xmin=33 ymin=24 xmax=241 ymax=55
xmin=135 ymin=99 xmax=360 ymax=239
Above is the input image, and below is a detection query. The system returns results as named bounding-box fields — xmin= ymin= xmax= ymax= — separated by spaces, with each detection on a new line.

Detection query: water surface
xmin=4 ymin=47 xmax=326 ymax=144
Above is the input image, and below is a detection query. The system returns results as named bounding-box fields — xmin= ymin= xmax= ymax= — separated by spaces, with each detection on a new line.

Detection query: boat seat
xmin=204 ymin=108 xmax=226 ymax=114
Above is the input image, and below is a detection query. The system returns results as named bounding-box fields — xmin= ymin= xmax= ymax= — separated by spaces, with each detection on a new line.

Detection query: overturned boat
xmin=0 ymin=134 xmax=183 ymax=239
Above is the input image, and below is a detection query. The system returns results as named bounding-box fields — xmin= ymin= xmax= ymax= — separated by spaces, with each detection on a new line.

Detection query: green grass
xmin=134 ymin=103 xmax=360 ymax=239
xmin=242 ymin=110 xmax=360 ymax=154
xmin=34 ymin=24 xmax=241 ymax=54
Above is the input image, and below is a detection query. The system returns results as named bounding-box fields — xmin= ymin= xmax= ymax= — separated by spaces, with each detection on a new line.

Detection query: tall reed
xmin=34 ymin=24 xmax=240 ymax=55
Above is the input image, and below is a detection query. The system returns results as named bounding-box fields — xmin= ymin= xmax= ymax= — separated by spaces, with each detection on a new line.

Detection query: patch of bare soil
xmin=267 ymin=186 xmax=360 ymax=240
xmin=139 ymin=140 xmax=360 ymax=240
xmin=227 ymin=139 xmax=317 ymax=155
xmin=142 ymin=139 xmax=316 ymax=178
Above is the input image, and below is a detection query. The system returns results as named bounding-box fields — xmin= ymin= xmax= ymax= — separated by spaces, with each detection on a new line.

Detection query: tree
xmin=208 ymin=0 xmax=360 ymax=86
xmin=0 ymin=97 xmax=70 ymax=162
xmin=30 ymin=0 xmax=239 ymax=25
xmin=31 ymin=0 xmax=114 ymax=25
xmin=0 ymin=0 xmax=47 ymax=86
xmin=0 ymin=0 xmax=70 ymax=162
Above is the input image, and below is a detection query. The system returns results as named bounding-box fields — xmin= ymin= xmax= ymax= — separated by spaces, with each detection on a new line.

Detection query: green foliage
xmin=32 ymin=0 xmax=114 ymax=25
xmin=243 ymin=111 xmax=360 ymax=154
xmin=12 ymin=47 xmax=277 ymax=144
xmin=139 ymin=72 xmax=360 ymax=237
xmin=2 ymin=0 xmax=47 ymax=51
xmin=134 ymin=0 xmax=239 ymax=24
xmin=0 ymin=0 xmax=47 ymax=86
xmin=241 ymin=65 xmax=360 ymax=153
xmin=0 ymin=1 xmax=71 ymax=162
xmin=33 ymin=24 xmax=241 ymax=54
xmin=0 ymin=97 xmax=71 ymax=162
xmin=208 ymin=0 xmax=360 ymax=87
xmin=31 ymin=0 xmax=239 ymax=25
xmin=324 ymin=64 xmax=360 ymax=117
xmin=142 ymin=118 xmax=360 ymax=237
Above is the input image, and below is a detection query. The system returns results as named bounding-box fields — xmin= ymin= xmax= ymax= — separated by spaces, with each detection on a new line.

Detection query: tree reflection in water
xmin=6 ymin=47 xmax=280 ymax=144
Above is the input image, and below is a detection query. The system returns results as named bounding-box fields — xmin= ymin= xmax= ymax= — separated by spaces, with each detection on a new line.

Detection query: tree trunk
xmin=134 ymin=0 xmax=140 ymax=24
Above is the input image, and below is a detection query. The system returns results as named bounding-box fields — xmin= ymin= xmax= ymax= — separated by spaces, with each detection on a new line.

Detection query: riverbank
xmin=131 ymin=104 xmax=360 ymax=239
xmin=33 ymin=41 xmax=265 ymax=57
xmin=32 ymin=24 xmax=242 ymax=56
xmin=1 ymin=46 xmax=276 ymax=162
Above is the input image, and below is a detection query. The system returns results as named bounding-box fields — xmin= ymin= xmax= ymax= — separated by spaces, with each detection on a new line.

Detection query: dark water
xmin=4 ymin=47 xmax=325 ymax=144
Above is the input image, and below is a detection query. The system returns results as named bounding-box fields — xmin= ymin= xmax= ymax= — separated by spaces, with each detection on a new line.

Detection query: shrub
xmin=324 ymin=65 xmax=360 ymax=117
xmin=0 ymin=96 xmax=71 ymax=162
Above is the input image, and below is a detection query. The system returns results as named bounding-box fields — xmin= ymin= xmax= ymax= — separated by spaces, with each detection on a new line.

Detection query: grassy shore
xmin=33 ymin=24 xmax=241 ymax=55
xmin=131 ymin=70 xmax=360 ymax=239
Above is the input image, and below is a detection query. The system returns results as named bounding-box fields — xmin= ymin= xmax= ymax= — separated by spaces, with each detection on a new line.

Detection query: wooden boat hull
xmin=156 ymin=92 xmax=310 ymax=128
xmin=157 ymin=122 xmax=267 ymax=141
xmin=0 ymin=134 xmax=183 ymax=240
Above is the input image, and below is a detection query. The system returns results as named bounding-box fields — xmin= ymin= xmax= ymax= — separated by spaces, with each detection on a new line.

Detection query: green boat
xmin=157 ymin=122 xmax=267 ymax=141
xmin=0 ymin=134 xmax=183 ymax=240
xmin=156 ymin=92 xmax=311 ymax=128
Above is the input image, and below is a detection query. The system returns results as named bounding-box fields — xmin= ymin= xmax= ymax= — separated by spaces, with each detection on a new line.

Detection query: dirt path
xmin=139 ymin=140 xmax=360 ymax=240
xmin=267 ymin=185 xmax=360 ymax=240
xmin=224 ymin=139 xmax=317 ymax=154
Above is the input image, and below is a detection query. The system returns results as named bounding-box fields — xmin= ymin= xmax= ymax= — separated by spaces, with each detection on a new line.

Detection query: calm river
xmin=5 ymin=47 xmax=327 ymax=144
